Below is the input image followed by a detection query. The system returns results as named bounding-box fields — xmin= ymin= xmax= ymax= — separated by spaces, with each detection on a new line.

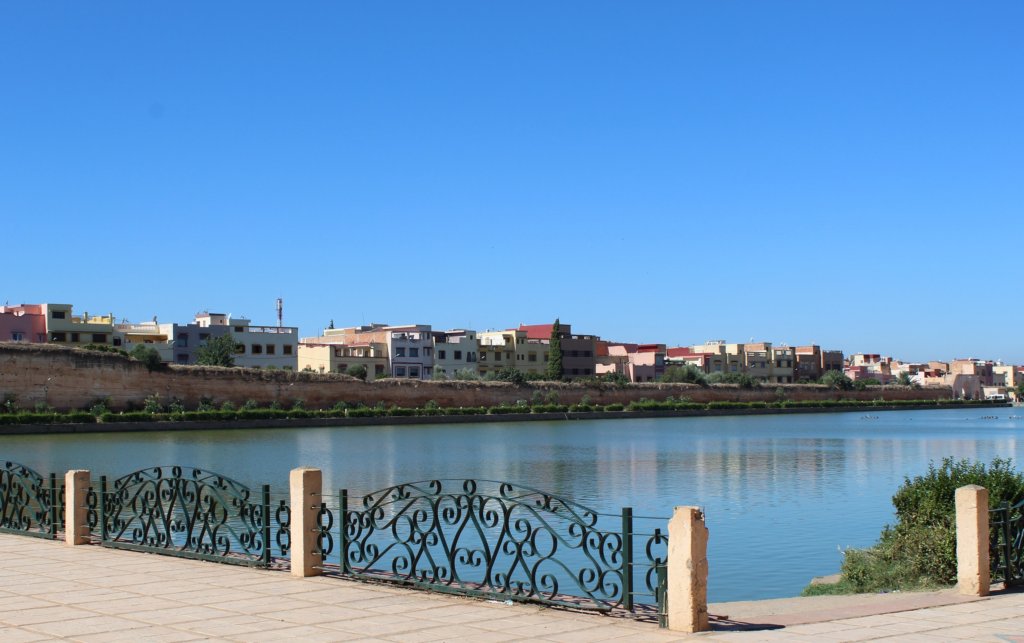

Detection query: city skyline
xmin=2 ymin=2 xmax=1022 ymax=362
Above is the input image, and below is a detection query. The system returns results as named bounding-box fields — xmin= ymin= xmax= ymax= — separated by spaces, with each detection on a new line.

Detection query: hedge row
xmin=0 ymin=398 xmax=995 ymax=426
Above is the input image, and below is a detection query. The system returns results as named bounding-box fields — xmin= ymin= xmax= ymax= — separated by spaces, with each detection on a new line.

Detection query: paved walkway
xmin=1 ymin=534 xmax=1022 ymax=642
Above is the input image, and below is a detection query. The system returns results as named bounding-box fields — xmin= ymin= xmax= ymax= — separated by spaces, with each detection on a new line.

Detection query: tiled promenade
xmin=1 ymin=534 xmax=1022 ymax=642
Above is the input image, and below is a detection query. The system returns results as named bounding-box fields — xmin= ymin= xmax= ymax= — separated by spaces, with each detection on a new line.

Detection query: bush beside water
xmin=803 ymin=457 xmax=1024 ymax=596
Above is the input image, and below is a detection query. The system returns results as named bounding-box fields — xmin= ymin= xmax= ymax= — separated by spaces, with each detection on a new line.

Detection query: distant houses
xmin=0 ymin=301 xmax=1019 ymax=400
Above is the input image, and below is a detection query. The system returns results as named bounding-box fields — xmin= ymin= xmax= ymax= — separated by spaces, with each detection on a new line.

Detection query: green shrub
xmin=816 ymin=457 xmax=1024 ymax=595
xmin=603 ymin=403 xmax=624 ymax=412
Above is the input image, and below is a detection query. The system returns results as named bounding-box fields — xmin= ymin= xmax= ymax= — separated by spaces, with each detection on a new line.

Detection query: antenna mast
xmin=276 ymin=298 xmax=283 ymax=327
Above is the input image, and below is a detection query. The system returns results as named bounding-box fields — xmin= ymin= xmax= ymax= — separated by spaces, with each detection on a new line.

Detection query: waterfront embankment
xmin=0 ymin=401 xmax=1007 ymax=435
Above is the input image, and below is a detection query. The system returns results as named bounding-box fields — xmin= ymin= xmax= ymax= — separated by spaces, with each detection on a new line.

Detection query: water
xmin=2 ymin=407 xmax=1020 ymax=602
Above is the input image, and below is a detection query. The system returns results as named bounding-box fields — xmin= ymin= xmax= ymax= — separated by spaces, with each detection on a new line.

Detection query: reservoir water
xmin=2 ymin=407 xmax=1020 ymax=602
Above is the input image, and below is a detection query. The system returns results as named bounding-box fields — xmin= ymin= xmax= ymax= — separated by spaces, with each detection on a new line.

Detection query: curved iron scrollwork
xmin=275 ymin=499 xmax=291 ymax=557
xmin=991 ymin=500 xmax=1024 ymax=586
xmin=0 ymin=461 xmax=58 ymax=539
xmin=340 ymin=479 xmax=626 ymax=610
xmin=100 ymin=466 xmax=271 ymax=566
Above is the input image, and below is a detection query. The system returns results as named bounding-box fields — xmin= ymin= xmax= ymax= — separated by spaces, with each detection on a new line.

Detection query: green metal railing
xmin=323 ymin=479 xmax=668 ymax=623
xmin=0 ymin=461 xmax=59 ymax=539
xmin=0 ymin=462 xmax=672 ymax=626
xmin=990 ymin=499 xmax=1024 ymax=586
xmin=97 ymin=466 xmax=276 ymax=567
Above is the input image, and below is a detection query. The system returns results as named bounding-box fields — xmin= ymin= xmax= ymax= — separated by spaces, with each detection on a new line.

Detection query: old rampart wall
xmin=0 ymin=344 xmax=953 ymax=411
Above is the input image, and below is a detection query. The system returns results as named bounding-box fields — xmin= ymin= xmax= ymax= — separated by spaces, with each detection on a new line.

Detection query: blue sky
xmin=2 ymin=2 xmax=1021 ymax=362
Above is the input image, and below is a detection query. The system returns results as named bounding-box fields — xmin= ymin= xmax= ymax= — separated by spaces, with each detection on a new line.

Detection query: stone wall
xmin=0 ymin=344 xmax=953 ymax=412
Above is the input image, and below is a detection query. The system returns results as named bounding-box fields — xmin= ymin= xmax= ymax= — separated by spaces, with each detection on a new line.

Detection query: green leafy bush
xmin=809 ymin=457 xmax=1024 ymax=595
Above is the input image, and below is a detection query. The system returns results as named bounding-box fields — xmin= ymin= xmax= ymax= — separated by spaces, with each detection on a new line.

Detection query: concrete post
xmin=955 ymin=484 xmax=990 ymax=596
xmin=64 ymin=470 xmax=91 ymax=546
xmin=290 ymin=467 xmax=323 ymax=577
xmin=666 ymin=506 xmax=710 ymax=633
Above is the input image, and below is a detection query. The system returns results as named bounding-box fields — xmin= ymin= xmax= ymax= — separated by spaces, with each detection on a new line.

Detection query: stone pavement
xmin=2 ymin=534 xmax=1023 ymax=642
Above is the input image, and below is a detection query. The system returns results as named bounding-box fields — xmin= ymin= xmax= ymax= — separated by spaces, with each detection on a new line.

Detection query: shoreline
xmin=0 ymin=401 xmax=1010 ymax=436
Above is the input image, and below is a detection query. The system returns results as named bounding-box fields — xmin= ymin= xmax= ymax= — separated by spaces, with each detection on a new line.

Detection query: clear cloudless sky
xmin=1 ymin=2 xmax=1021 ymax=362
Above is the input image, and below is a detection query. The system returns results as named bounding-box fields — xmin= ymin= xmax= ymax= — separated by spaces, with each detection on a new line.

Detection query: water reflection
xmin=1 ymin=408 xmax=1021 ymax=601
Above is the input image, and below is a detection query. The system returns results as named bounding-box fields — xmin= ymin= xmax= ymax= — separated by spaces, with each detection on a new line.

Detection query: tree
xmin=491 ymin=366 xmax=526 ymax=385
xmin=130 ymin=344 xmax=164 ymax=372
xmin=660 ymin=365 xmax=707 ymax=386
xmin=195 ymin=334 xmax=238 ymax=367
xmin=345 ymin=364 xmax=367 ymax=380
xmin=546 ymin=319 xmax=563 ymax=380
xmin=896 ymin=372 xmax=914 ymax=387
xmin=820 ymin=370 xmax=854 ymax=390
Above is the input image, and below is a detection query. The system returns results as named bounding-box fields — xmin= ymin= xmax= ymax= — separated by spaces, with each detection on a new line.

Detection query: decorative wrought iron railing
xmin=0 ymin=461 xmax=59 ymax=539
xmin=321 ymin=479 xmax=667 ymax=618
xmin=990 ymin=499 xmax=1024 ymax=586
xmin=98 ymin=466 xmax=275 ymax=566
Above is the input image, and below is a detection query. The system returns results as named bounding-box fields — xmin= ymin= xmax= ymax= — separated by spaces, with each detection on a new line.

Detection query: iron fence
xmin=322 ymin=478 xmax=667 ymax=619
xmin=0 ymin=461 xmax=59 ymax=539
xmin=97 ymin=466 xmax=275 ymax=566
xmin=990 ymin=499 xmax=1024 ymax=586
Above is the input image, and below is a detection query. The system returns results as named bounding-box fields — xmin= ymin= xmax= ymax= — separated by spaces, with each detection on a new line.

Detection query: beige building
xmin=771 ymin=345 xmax=795 ymax=383
xmin=42 ymin=304 xmax=116 ymax=347
xmin=297 ymin=342 xmax=388 ymax=379
xmin=693 ymin=341 xmax=744 ymax=375
xmin=115 ymin=321 xmax=174 ymax=362
xmin=478 ymin=329 xmax=548 ymax=377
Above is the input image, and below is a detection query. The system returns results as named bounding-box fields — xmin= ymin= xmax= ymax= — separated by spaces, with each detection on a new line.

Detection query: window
xmin=395 ymin=366 xmax=406 ymax=377
xmin=409 ymin=366 xmax=420 ymax=378
xmin=339 ymin=363 xmax=347 ymax=371
xmin=583 ymin=368 xmax=591 ymax=375
xmin=454 ymin=350 xmax=462 ymax=360
xmin=424 ymin=347 xmax=432 ymax=357
xmin=584 ymin=350 xmax=592 ymax=357
xmin=494 ymin=352 xmax=501 ymax=361
xmin=11 ymin=332 xmax=24 ymax=341
xmin=112 ymin=337 xmax=122 ymax=346
xmin=51 ymin=310 xmax=66 ymax=319
xmin=177 ymin=354 xmax=188 ymax=363
xmin=283 ymin=345 xmax=293 ymax=355
xmin=410 ymin=347 xmax=419 ymax=358
xmin=395 ymin=347 xmax=406 ymax=357
xmin=251 ymin=344 xmax=263 ymax=354
xmin=528 ymin=353 xmax=537 ymax=362
xmin=266 ymin=344 xmax=276 ymax=355
xmin=572 ymin=368 xmax=580 ymax=375
xmin=505 ymin=352 xmax=512 ymax=361
xmin=235 ymin=343 xmax=245 ymax=354
xmin=199 ymin=333 xmax=210 ymax=341
xmin=480 ymin=352 xmax=487 ymax=361
xmin=91 ymin=333 xmax=106 ymax=343
xmin=177 ymin=334 xmax=188 ymax=347
xmin=70 ymin=332 xmax=80 ymax=342
xmin=234 ymin=326 xmax=244 ymax=333
xmin=438 ymin=350 xmax=446 ymax=360
xmin=375 ymin=364 xmax=384 ymax=375
xmin=51 ymin=332 xmax=67 ymax=342
xmin=544 ymin=353 xmax=549 ymax=362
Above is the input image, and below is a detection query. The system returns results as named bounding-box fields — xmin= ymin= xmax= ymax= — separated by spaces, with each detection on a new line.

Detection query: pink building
xmin=0 ymin=304 xmax=47 ymax=343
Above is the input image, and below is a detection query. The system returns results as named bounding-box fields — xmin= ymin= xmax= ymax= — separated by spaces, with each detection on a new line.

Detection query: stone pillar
xmin=955 ymin=484 xmax=990 ymax=596
xmin=64 ymin=470 xmax=91 ymax=546
xmin=666 ymin=506 xmax=710 ymax=633
xmin=290 ymin=467 xmax=323 ymax=577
